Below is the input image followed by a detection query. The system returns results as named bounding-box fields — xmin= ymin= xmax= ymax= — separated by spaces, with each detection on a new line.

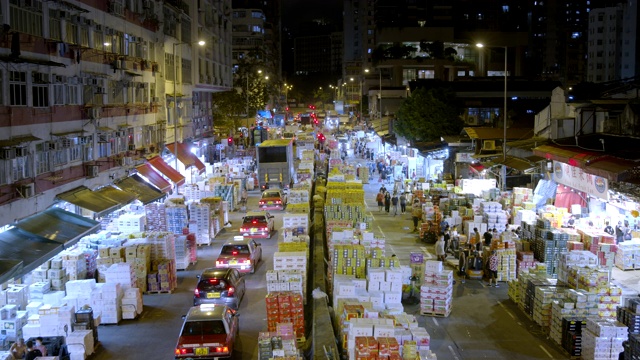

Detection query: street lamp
xmin=477 ymin=43 xmax=508 ymax=190
xmin=172 ymin=40 xmax=205 ymax=170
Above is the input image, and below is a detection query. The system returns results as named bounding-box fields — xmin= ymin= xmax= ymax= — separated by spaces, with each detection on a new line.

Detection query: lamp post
xmin=477 ymin=43 xmax=508 ymax=190
xmin=172 ymin=40 xmax=205 ymax=170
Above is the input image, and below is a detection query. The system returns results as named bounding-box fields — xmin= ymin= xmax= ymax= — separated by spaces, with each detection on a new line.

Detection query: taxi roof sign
xmin=233 ymin=236 xmax=245 ymax=241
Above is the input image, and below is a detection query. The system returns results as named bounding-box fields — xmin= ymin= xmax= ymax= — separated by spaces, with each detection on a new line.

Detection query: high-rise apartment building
xmin=0 ymin=0 xmax=233 ymax=226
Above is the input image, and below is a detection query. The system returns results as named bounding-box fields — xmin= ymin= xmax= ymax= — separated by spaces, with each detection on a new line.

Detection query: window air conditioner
xmin=17 ymin=183 xmax=34 ymax=198
xmin=482 ymin=140 xmax=496 ymax=151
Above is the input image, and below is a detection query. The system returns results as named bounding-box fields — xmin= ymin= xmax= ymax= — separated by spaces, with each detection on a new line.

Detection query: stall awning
xmin=166 ymin=142 xmax=206 ymax=174
xmin=0 ymin=228 xmax=63 ymax=284
xmin=93 ymin=185 xmax=138 ymax=206
xmin=55 ymin=186 xmax=121 ymax=217
xmin=114 ymin=174 xmax=166 ymax=204
xmin=135 ymin=163 xmax=172 ymax=193
xmin=533 ymin=144 xmax=639 ymax=182
xmin=148 ymin=156 xmax=186 ymax=186
xmin=463 ymin=127 xmax=533 ymax=140
xmin=493 ymin=156 xmax=537 ymax=172
xmin=14 ymin=207 xmax=100 ymax=248
xmin=470 ymin=163 xmax=485 ymax=173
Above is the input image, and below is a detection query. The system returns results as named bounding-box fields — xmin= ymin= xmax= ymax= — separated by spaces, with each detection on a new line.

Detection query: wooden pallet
xmin=420 ymin=311 xmax=450 ymax=317
xmin=144 ymin=289 xmax=174 ymax=295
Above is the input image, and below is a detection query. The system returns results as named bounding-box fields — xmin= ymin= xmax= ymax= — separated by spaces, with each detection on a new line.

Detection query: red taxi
xmin=258 ymin=189 xmax=287 ymax=210
xmin=175 ymin=304 xmax=239 ymax=359
xmin=239 ymin=211 xmax=274 ymax=239
xmin=215 ymin=237 xmax=262 ymax=274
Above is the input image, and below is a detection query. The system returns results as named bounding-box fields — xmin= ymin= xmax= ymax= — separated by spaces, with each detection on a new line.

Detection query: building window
xmin=165 ymin=53 xmax=175 ymax=81
xmin=181 ymin=19 xmax=191 ymax=44
xmin=35 ymin=142 xmax=51 ymax=175
xmin=68 ymin=84 xmax=79 ymax=105
xmin=9 ymin=71 xmax=27 ymax=106
xmin=11 ymin=153 xmax=32 ymax=182
xmin=108 ymin=80 xmax=124 ymax=104
xmin=66 ymin=22 xmax=78 ymax=44
xmin=53 ymin=76 xmax=66 ymax=105
xmin=182 ymin=59 xmax=192 ymax=84
xmin=49 ymin=10 xmax=62 ymax=41
xmin=80 ymin=26 xmax=89 ymax=47
xmin=9 ymin=1 xmax=43 ymax=37
xmin=94 ymin=30 xmax=104 ymax=51
xmin=32 ymin=72 xmax=49 ymax=108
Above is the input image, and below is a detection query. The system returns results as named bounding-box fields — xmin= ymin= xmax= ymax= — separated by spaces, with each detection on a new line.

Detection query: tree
xmin=211 ymin=91 xmax=245 ymax=136
xmin=395 ymin=87 xmax=463 ymax=143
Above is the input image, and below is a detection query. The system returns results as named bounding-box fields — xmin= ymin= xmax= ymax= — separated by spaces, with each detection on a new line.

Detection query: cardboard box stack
xmin=265 ymin=292 xmax=305 ymax=339
xmin=266 ymin=270 xmax=305 ymax=296
xmin=582 ymin=318 xmax=627 ymax=360
xmin=21 ymin=303 xmax=74 ymax=340
xmin=183 ymin=184 xmax=214 ymax=202
xmin=486 ymin=240 xmax=517 ymax=282
xmin=282 ymin=214 xmax=310 ymax=238
xmin=165 ymin=201 xmax=189 ymax=235
xmin=144 ymin=203 xmax=167 ymax=231
xmin=515 ymin=251 xmax=536 ymax=276
xmin=257 ymin=324 xmax=304 ymax=360
xmin=480 ymin=201 xmax=507 ymax=233
xmin=175 ymin=233 xmax=197 ymax=270
xmin=188 ymin=202 xmax=212 ymax=245
xmin=200 ymin=197 xmax=224 ymax=237
xmin=121 ymin=288 xmax=143 ymax=320
xmin=420 ymin=261 xmax=453 ymax=317
xmin=614 ymin=239 xmax=640 ymax=270
xmin=0 ymin=304 xmax=27 ymax=342
xmin=533 ymin=286 xmax=567 ymax=329
xmin=115 ymin=213 xmax=146 ymax=233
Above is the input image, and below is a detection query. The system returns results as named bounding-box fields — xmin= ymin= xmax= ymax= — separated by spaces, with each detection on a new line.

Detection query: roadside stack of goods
xmin=183 ymin=184 xmax=214 ymax=202
xmin=515 ymin=251 xmax=537 ymax=277
xmin=480 ymin=201 xmax=508 ymax=234
xmin=358 ymin=166 xmax=369 ymax=184
xmin=188 ymin=202 xmax=213 ymax=246
xmin=485 ymin=239 xmax=517 ymax=282
xmin=335 ymin=300 xmax=437 ymax=360
xmin=165 ymin=198 xmax=189 ymax=234
xmin=325 ymin=181 xmax=365 ymax=205
xmin=115 ymin=213 xmax=146 ymax=233
xmin=288 ymin=185 xmax=312 ymax=213
xmin=200 ymin=197 xmax=225 ymax=236
xmin=144 ymin=203 xmax=167 ymax=231
xmin=257 ymin=324 xmax=304 ymax=360
xmin=420 ymin=261 xmax=453 ymax=317
xmin=614 ymin=239 xmax=640 ymax=270
xmin=174 ymin=233 xmax=197 ymax=270
xmin=264 ymin=292 xmax=305 ymax=340
xmin=120 ymin=231 xmax=178 ymax=293
xmin=282 ymin=214 xmax=310 ymax=239
xmin=266 ymin=270 xmax=305 ymax=296
xmin=582 ymin=318 xmax=627 ymax=360
xmin=213 ymin=184 xmax=238 ymax=210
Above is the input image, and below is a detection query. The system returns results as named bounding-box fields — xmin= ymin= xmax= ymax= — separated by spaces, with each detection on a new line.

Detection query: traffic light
xmin=227 ymin=137 xmax=233 ymax=146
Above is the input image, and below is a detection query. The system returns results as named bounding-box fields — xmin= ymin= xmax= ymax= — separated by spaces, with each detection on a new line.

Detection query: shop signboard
xmin=552 ymin=161 xmax=608 ymax=201
xmin=461 ymin=179 xmax=497 ymax=196
xmin=456 ymin=152 xmax=475 ymax=163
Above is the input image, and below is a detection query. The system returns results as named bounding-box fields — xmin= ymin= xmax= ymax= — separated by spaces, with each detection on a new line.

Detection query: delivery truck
xmin=256 ymin=139 xmax=296 ymax=190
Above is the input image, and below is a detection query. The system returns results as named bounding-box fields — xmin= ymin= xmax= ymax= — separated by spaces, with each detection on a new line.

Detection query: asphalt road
xmin=93 ymin=190 xmax=280 ymax=360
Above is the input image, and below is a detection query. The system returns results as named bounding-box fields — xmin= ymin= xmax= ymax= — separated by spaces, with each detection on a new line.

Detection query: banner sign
xmin=552 ymin=161 xmax=608 ymax=200
xmin=456 ymin=152 xmax=475 ymax=163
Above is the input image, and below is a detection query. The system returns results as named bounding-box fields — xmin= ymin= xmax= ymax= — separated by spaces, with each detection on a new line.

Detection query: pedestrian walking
xmin=399 ymin=193 xmax=407 ymax=214
xmin=411 ymin=199 xmax=423 ymax=232
xmin=376 ymin=191 xmax=384 ymax=212
xmin=391 ymin=192 xmax=399 ymax=216
xmin=488 ymin=250 xmax=500 ymax=287
xmin=471 ymin=227 xmax=482 ymax=252
xmin=483 ymin=229 xmax=493 ymax=247
xmin=435 ymin=235 xmax=446 ymax=262
xmin=384 ymin=191 xmax=391 ymax=213
xmin=443 ymin=225 xmax=451 ymax=256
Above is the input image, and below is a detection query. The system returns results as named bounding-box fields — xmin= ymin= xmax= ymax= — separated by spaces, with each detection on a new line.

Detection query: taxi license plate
xmin=229 ymin=260 xmax=238 ymax=265
xmin=195 ymin=347 xmax=209 ymax=356
xmin=250 ymin=228 xmax=257 ymax=233
xmin=206 ymin=292 xmax=221 ymax=299
xmin=267 ymin=201 xmax=274 ymax=205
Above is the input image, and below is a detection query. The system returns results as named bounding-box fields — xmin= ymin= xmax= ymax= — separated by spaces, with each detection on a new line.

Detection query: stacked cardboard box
xmin=175 ymin=233 xmax=197 ymax=270
xmin=22 ymin=303 xmax=75 ymax=339
xmin=5 ymin=284 xmax=28 ymax=310
xmin=104 ymin=263 xmax=136 ymax=289
xmin=115 ymin=213 xmax=146 ymax=233
xmin=121 ymin=288 xmax=143 ymax=319
xmin=188 ymin=202 xmax=212 ymax=245
xmin=420 ymin=261 xmax=453 ymax=317
xmin=265 ymin=292 xmax=305 ymax=339
xmin=146 ymin=259 xmax=177 ymax=293
xmin=67 ymin=328 xmax=95 ymax=358
xmin=266 ymin=270 xmax=305 ymax=296
xmin=165 ymin=203 xmax=189 ymax=234
xmin=582 ymin=318 xmax=627 ymax=360
xmin=614 ymin=239 xmax=640 ymax=270
xmin=515 ymin=251 xmax=536 ymax=276
xmin=533 ymin=286 xmax=567 ymax=329
xmin=257 ymin=327 xmax=304 ymax=360
xmin=0 ymin=304 xmax=27 ymax=342
xmin=144 ymin=203 xmax=167 ymax=231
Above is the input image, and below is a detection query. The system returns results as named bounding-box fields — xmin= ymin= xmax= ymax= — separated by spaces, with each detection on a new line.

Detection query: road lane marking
xmin=447 ymin=345 xmax=461 ymax=360
xmin=419 ymin=247 xmax=434 ymax=259
xmin=497 ymin=301 xmax=516 ymax=320
xmin=539 ymin=345 xmax=553 ymax=358
xmin=377 ymin=225 xmax=385 ymax=237
xmin=432 ymin=317 xmax=439 ymax=326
